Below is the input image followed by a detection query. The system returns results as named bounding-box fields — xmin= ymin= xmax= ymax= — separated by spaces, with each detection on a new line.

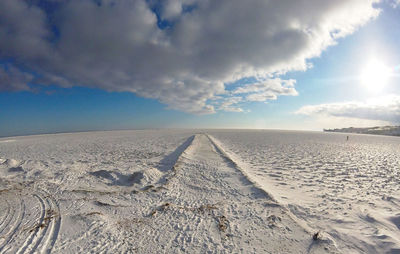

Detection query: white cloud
xmin=0 ymin=0 xmax=381 ymax=113
xmin=218 ymin=97 xmax=244 ymax=112
xmin=160 ymin=0 xmax=183 ymax=20
xmin=233 ymin=79 xmax=298 ymax=102
xmin=296 ymin=95 xmax=400 ymax=124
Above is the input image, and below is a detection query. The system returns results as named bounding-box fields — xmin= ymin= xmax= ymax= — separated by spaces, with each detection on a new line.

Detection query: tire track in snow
xmin=41 ymin=195 xmax=61 ymax=254
xmin=205 ymin=134 xmax=332 ymax=239
xmin=190 ymin=134 xmax=337 ymax=252
xmin=15 ymin=194 xmax=46 ymax=254
xmin=9 ymin=192 xmax=62 ymax=254
xmin=0 ymin=200 xmax=12 ymax=235
xmin=147 ymin=134 xmax=258 ymax=251
xmin=0 ymin=197 xmax=26 ymax=253
xmin=205 ymin=134 xmax=277 ymax=201
xmin=155 ymin=135 xmax=195 ymax=188
xmin=26 ymin=194 xmax=53 ymax=254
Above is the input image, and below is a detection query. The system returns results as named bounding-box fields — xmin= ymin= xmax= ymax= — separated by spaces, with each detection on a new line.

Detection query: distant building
xmin=324 ymin=126 xmax=400 ymax=137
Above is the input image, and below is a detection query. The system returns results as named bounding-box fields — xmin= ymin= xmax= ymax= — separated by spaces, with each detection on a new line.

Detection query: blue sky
xmin=1 ymin=0 xmax=400 ymax=137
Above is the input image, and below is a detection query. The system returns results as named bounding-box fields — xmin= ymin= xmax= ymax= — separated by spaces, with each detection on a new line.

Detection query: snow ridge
xmin=205 ymin=134 xmax=278 ymax=202
xmin=206 ymin=134 xmax=332 ymax=237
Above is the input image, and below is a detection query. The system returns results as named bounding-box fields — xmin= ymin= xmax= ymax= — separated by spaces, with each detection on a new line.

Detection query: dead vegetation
xmin=266 ymin=214 xmax=282 ymax=228
xmin=149 ymin=202 xmax=219 ymax=217
xmin=217 ymin=215 xmax=228 ymax=232
xmin=313 ymin=231 xmax=321 ymax=241
xmin=0 ymin=185 xmax=24 ymax=194
xmin=149 ymin=202 xmax=171 ymax=216
xmin=94 ymin=200 xmax=129 ymax=207
xmin=198 ymin=204 xmax=218 ymax=213
xmin=85 ymin=211 xmax=103 ymax=216
xmin=71 ymin=189 xmax=118 ymax=195
xmin=0 ymin=188 xmax=11 ymax=194
xmin=29 ymin=209 xmax=58 ymax=232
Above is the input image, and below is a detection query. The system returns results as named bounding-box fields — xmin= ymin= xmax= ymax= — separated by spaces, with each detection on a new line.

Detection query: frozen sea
xmin=0 ymin=130 xmax=399 ymax=253
xmin=208 ymin=130 xmax=400 ymax=253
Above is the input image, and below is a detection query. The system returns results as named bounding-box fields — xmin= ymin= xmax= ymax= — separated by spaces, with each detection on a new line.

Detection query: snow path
xmin=136 ymin=134 xmax=338 ymax=253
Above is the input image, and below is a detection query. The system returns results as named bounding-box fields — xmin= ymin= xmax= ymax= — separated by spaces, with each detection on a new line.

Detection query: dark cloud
xmin=0 ymin=0 xmax=381 ymax=113
xmin=0 ymin=64 xmax=33 ymax=91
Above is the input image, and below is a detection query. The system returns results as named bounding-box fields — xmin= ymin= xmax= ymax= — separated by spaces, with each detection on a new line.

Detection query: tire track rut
xmin=0 ymin=200 xmax=12 ymax=235
xmin=0 ymin=198 xmax=25 ymax=253
xmin=0 ymin=191 xmax=61 ymax=254
xmin=15 ymin=194 xmax=46 ymax=254
xmin=41 ymin=195 xmax=61 ymax=254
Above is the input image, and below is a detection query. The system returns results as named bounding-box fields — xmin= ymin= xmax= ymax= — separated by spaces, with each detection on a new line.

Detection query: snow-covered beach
xmin=208 ymin=130 xmax=400 ymax=253
xmin=0 ymin=130 xmax=399 ymax=253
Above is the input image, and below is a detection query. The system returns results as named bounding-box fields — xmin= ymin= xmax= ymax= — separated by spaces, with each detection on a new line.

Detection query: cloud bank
xmin=296 ymin=95 xmax=400 ymax=124
xmin=0 ymin=0 xmax=381 ymax=113
xmin=0 ymin=64 xmax=33 ymax=92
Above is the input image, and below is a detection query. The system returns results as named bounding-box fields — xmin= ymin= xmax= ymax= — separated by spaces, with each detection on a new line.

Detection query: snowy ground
xmin=208 ymin=130 xmax=400 ymax=254
xmin=0 ymin=130 xmax=398 ymax=253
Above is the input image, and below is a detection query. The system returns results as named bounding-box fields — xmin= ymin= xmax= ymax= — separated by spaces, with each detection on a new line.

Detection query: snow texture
xmin=0 ymin=129 xmax=399 ymax=253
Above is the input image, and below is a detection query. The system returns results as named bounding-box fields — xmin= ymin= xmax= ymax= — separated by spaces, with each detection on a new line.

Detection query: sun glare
xmin=360 ymin=59 xmax=391 ymax=92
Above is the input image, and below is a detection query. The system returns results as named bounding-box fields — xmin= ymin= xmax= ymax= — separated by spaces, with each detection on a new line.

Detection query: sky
xmin=1 ymin=0 xmax=400 ymax=137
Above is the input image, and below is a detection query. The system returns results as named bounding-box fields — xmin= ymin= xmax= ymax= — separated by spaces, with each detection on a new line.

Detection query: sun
xmin=360 ymin=59 xmax=391 ymax=92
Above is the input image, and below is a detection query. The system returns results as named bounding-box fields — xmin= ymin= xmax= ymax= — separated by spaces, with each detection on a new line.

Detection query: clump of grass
xmin=71 ymin=189 xmax=117 ymax=195
xmin=150 ymin=202 xmax=171 ymax=216
xmin=217 ymin=215 xmax=228 ymax=232
xmin=0 ymin=188 xmax=11 ymax=194
xmin=85 ymin=211 xmax=103 ymax=216
xmin=29 ymin=209 xmax=58 ymax=232
xmin=162 ymin=202 xmax=171 ymax=208
xmin=266 ymin=214 xmax=281 ymax=228
xmin=150 ymin=202 xmax=220 ymax=217
xmin=313 ymin=231 xmax=321 ymax=241
xmin=198 ymin=204 xmax=218 ymax=213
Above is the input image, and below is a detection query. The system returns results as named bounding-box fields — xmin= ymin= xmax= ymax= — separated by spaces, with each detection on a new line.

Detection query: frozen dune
xmin=0 ymin=130 xmax=399 ymax=253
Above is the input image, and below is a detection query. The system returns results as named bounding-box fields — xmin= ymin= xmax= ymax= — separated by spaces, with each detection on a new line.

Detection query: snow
xmin=0 ymin=129 xmax=399 ymax=253
xmin=208 ymin=130 xmax=400 ymax=253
